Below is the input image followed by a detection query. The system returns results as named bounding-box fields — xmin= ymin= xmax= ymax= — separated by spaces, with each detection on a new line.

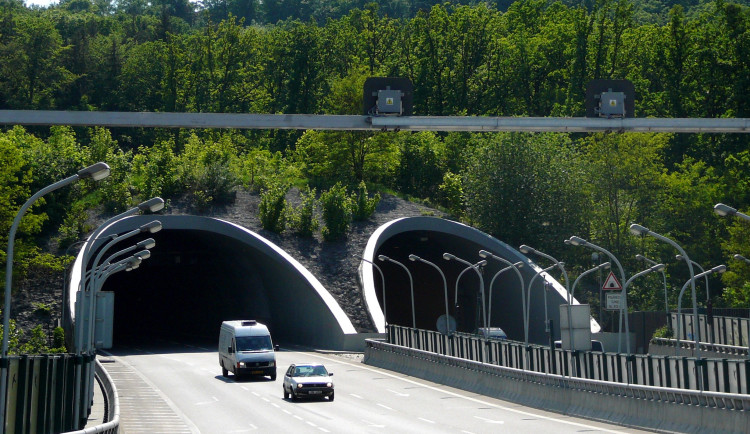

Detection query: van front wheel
xmin=221 ymin=366 xmax=228 ymax=378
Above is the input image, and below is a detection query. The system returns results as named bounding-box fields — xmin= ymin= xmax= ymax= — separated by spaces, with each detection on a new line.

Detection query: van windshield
xmin=236 ymin=336 xmax=273 ymax=351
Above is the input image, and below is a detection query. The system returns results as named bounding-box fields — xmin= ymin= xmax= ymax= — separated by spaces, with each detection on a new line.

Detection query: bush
xmin=258 ymin=183 xmax=288 ymax=233
xmin=351 ymin=181 xmax=380 ymax=221
xmin=320 ymin=183 xmax=352 ymax=241
xmin=289 ymin=186 xmax=319 ymax=237
xmin=651 ymin=325 xmax=674 ymax=340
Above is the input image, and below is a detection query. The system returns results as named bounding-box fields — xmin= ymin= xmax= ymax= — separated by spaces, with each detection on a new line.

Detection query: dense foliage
xmin=0 ymin=0 xmax=749 ymax=332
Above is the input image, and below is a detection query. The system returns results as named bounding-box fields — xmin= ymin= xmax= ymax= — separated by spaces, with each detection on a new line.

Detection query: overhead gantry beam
xmin=1 ymin=110 xmax=749 ymax=133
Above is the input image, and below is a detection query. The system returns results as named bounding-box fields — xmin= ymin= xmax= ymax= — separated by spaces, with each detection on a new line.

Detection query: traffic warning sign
xmin=602 ymin=271 xmax=622 ymax=290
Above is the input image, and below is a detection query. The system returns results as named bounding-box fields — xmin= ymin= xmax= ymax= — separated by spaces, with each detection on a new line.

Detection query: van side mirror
xmin=228 ymin=346 xmax=233 ymax=354
xmin=274 ymin=344 xmax=280 ymax=351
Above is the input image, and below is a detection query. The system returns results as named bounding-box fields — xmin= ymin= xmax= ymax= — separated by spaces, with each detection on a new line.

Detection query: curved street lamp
xmin=676 ymin=254 xmax=714 ymax=344
xmin=675 ymin=265 xmax=726 ymax=357
xmin=0 ymin=162 xmax=110 ymax=429
xmin=636 ymin=254 xmax=670 ymax=327
xmin=571 ymin=262 xmax=611 ymax=300
xmin=378 ymin=255 xmax=415 ymax=329
xmin=734 ymin=254 xmax=750 ymax=265
xmin=714 ymin=203 xmax=750 ymax=223
xmin=479 ymin=250 xmax=525 ymax=342
xmin=524 ymin=262 xmax=560 ymax=341
xmin=357 ymin=256 xmax=387 ymax=330
xmin=629 ymin=223 xmax=701 ymax=358
xmin=520 ymin=245 xmax=574 ymax=351
xmin=443 ymin=253 xmax=487 ymax=331
xmin=409 ymin=255 xmax=451 ymax=335
xmin=567 ymin=236 xmax=630 ymax=355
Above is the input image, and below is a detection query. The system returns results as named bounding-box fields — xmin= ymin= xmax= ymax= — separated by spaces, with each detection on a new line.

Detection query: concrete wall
xmin=364 ymin=340 xmax=750 ymax=433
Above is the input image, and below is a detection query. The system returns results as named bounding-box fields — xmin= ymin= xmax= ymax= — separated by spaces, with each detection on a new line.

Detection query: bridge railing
xmin=387 ymin=324 xmax=750 ymax=394
xmin=0 ymin=351 xmax=98 ymax=433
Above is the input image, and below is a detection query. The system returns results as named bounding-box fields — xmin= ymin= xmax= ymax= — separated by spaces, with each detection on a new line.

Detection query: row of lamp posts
xmin=358 ymin=202 xmax=749 ymax=387
xmin=0 ymin=161 xmax=166 ymax=430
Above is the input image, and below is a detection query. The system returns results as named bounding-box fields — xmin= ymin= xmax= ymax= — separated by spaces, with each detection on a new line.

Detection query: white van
xmin=219 ymin=320 xmax=279 ymax=380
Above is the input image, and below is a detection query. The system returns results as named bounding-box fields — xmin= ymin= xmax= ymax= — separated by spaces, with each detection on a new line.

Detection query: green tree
xmin=258 ymin=182 xmax=288 ymax=233
xmin=351 ymin=181 xmax=380 ymax=221
xmin=320 ymin=182 xmax=352 ymax=241
xmin=289 ymin=185 xmax=319 ymax=237
xmin=461 ymin=132 xmax=589 ymax=258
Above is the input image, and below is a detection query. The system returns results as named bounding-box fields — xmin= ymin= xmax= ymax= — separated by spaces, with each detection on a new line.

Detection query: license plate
xmin=309 ymin=390 xmax=321 ymax=394
xmin=251 ymin=370 xmax=263 ymax=375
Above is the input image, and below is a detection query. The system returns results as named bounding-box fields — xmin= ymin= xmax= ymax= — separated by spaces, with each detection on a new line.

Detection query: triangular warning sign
xmin=602 ymin=271 xmax=622 ymax=290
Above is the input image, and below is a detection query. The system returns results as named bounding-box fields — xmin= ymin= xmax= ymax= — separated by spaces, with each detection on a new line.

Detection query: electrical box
xmin=585 ymin=79 xmax=635 ymax=118
xmin=376 ymin=89 xmax=403 ymax=115
xmin=597 ymin=90 xmax=626 ymax=118
xmin=95 ymin=291 xmax=115 ymax=349
xmin=363 ymin=77 xmax=413 ymax=116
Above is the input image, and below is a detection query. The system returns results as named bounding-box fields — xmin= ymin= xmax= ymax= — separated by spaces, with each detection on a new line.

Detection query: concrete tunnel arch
xmin=360 ymin=217 xmax=601 ymax=344
xmin=68 ymin=215 xmax=367 ymax=351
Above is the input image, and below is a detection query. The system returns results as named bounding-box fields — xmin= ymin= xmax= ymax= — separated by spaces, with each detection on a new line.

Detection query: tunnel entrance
xmin=102 ymin=230 xmax=273 ymax=345
xmin=374 ymin=230 xmax=528 ymax=340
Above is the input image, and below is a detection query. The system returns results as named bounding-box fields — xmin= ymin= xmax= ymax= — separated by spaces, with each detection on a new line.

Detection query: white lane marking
xmin=293 ymin=415 xmax=303 ymax=421
xmin=462 ymin=431 xmax=476 ymax=434
xmin=418 ymin=417 xmax=435 ymax=424
xmin=251 ymin=391 xmax=260 ymax=397
xmin=282 ymin=409 xmax=292 ymax=415
xmin=307 ymin=352 xmax=629 ymax=433
xmin=195 ymin=396 xmax=218 ymax=406
xmin=318 ymin=428 xmax=330 ymax=432
xmin=376 ymin=403 xmax=393 ymax=411
xmin=362 ymin=419 xmax=386 ymax=428
xmin=241 ymin=386 xmax=249 ymax=391
xmin=349 ymin=393 xmax=364 ymax=399
xmin=261 ymin=397 xmax=270 ymax=403
xmin=271 ymin=402 xmax=280 ymax=408
xmin=306 ymin=421 xmax=317 ymax=427
xmin=474 ymin=415 xmax=504 ymax=424
xmin=386 ymin=389 xmax=409 ymax=397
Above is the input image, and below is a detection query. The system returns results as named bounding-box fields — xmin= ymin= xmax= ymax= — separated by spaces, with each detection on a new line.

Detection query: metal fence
xmin=672 ymin=312 xmax=750 ymax=348
xmin=387 ymin=324 xmax=750 ymax=394
xmin=0 ymin=351 xmax=97 ymax=433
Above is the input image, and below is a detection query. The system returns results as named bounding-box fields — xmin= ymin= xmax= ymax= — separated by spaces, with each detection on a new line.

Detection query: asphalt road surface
xmin=101 ymin=340 xmax=649 ymax=433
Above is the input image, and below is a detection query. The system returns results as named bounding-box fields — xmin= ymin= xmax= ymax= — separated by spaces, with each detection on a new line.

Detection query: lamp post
xmin=525 ymin=263 xmax=560 ymax=341
xmin=734 ymin=254 xmax=750 ymax=265
xmin=676 ymin=255 xmax=714 ymax=344
xmin=83 ymin=221 xmax=161 ymax=353
xmin=520 ymin=245 xmax=573 ymax=351
xmin=629 ymin=224 xmax=701 ymax=358
xmin=567 ymin=236 xmax=630 ymax=355
xmin=378 ymin=255 xmax=415 ymax=329
xmin=714 ymin=203 xmax=750 ymax=223
xmin=1 ymin=162 xmax=110 ymax=429
xmin=675 ymin=265 xmax=726 ymax=357
xmin=479 ymin=250 xmax=525 ymax=341
xmin=443 ymin=253 xmax=486 ymax=331
xmin=409 ymin=255 xmax=451 ymax=335
xmin=571 ymin=262 xmax=611 ymax=300
xmin=636 ymin=254 xmax=670 ymax=329
xmin=357 ymin=256 xmax=387 ymax=330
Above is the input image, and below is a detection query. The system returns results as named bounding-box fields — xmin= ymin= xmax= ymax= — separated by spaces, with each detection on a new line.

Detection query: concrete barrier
xmin=364 ymin=339 xmax=750 ymax=433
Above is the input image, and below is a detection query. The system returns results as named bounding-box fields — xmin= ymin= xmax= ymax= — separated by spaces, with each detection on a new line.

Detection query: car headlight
xmin=269 ymin=361 xmax=275 ymax=367
xmin=297 ymin=383 xmax=303 ymax=389
xmin=326 ymin=382 xmax=332 ymax=387
xmin=239 ymin=362 xmax=245 ymax=368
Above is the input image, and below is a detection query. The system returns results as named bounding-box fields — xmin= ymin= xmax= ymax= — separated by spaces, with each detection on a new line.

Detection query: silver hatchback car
xmin=283 ymin=363 xmax=334 ymax=401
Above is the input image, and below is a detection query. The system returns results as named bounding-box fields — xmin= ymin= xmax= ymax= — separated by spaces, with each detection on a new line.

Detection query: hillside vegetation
xmin=0 ymin=0 xmax=749 ymax=352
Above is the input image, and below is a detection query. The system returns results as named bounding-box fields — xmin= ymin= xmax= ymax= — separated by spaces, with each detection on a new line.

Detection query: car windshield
xmin=236 ymin=336 xmax=272 ymax=351
xmin=293 ymin=365 xmax=328 ymax=377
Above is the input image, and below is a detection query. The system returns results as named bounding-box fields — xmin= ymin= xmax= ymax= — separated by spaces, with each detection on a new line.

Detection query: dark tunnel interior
xmin=99 ymin=230 xmax=275 ymax=346
xmin=374 ymin=230 xmax=530 ymax=341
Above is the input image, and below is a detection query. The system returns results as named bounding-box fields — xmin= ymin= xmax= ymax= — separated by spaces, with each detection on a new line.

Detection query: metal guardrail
xmin=367 ymin=338 xmax=750 ymax=410
xmin=65 ymin=359 xmax=119 ymax=434
xmin=0 ymin=352 xmax=98 ymax=433
xmin=387 ymin=324 xmax=750 ymax=394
